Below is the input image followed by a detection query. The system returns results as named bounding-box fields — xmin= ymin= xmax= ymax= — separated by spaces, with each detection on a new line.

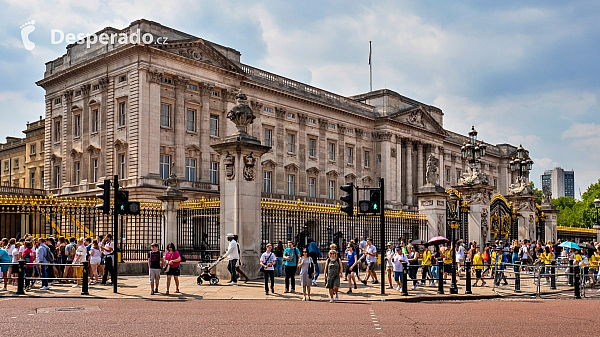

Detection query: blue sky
xmin=1 ymin=0 xmax=598 ymax=196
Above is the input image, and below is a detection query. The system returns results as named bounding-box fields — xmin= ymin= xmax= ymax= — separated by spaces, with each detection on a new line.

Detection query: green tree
xmin=529 ymin=181 xmax=542 ymax=205
xmin=553 ymin=178 xmax=600 ymax=228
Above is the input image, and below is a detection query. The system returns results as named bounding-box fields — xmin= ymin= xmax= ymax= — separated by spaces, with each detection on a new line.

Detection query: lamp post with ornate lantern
xmin=594 ymin=197 xmax=600 ymax=230
xmin=461 ymin=126 xmax=487 ymax=168
xmin=509 ymin=144 xmax=534 ymax=180
xmin=447 ymin=191 xmax=460 ymax=294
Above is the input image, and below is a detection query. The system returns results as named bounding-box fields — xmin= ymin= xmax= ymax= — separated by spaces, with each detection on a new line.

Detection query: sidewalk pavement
xmin=0 ymin=271 xmax=500 ymax=301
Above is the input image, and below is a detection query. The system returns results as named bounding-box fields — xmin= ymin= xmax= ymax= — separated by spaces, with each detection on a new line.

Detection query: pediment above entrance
xmin=154 ymin=39 xmax=242 ymax=73
xmin=388 ymin=106 xmax=447 ymax=136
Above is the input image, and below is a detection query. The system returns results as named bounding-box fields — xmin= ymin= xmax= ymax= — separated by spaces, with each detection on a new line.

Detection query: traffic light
xmin=115 ymin=190 xmax=141 ymax=215
xmin=340 ymin=182 xmax=354 ymax=217
xmin=370 ymin=189 xmax=381 ymax=214
xmin=358 ymin=188 xmax=381 ymax=214
xmin=96 ymin=179 xmax=111 ymax=214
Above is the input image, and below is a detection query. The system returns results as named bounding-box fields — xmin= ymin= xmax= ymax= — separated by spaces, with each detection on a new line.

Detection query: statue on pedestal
xmin=508 ymin=176 xmax=534 ymax=196
xmin=425 ymin=154 xmax=440 ymax=186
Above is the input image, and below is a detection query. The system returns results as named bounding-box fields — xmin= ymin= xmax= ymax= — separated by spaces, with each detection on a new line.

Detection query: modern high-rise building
xmin=541 ymin=167 xmax=575 ymax=198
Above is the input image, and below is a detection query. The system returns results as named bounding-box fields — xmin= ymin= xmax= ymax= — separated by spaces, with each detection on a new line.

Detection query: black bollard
xmin=465 ymin=261 xmax=472 ymax=294
xmin=402 ymin=262 xmax=408 ymax=296
xmin=568 ymin=261 xmax=574 ymax=286
xmin=16 ymin=261 xmax=25 ymax=295
xmin=550 ymin=260 xmax=556 ymax=290
xmin=515 ymin=267 xmax=521 ymax=293
xmin=437 ymin=260 xmax=444 ymax=294
xmin=81 ymin=261 xmax=89 ymax=295
xmin=574 ymin=265 xmax=581 ymax=299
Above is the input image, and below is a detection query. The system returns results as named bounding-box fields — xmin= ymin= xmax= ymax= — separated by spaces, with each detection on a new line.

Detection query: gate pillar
xmin=157 ymin=176 xmax=187 ymax=250
xmin=507 ymin=195 xmax=537 ymax=241
xmin=211 ymin=91 xmax=271 ymax=280
xmin=455 ymin=184 xmax=493 ymax=246
xmin=415 ymin=185 xmax=447 ymax=238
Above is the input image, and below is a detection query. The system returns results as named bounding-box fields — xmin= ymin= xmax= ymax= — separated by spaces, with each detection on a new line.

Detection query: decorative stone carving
xmin=542 ymin=185 xmax=552 ymax=205
xmin=355 ymin=128 xmax=364 ymax=137
xmin=163 ymin=173 xmax=184 ymax=197
xmin=173 ymin=75 xmax=189 ymax=89
xmin=390 ymin=148 xmax=397 ymax=158
xmin=243 ymin=152 xmax=256 ymax=181
xmin=515 ymin=199 xmax=535 ymax=213
xmin=86 ymin=144 xmax=101 ymax=156
xmin=284 ymin=163 xmax=299 ymax=173
xmin=297 ymin=113 xmax=308 ymax=123
xmin=69 ymin=148 xmax=82 ymax=159
xmin=437 ymin=214 xmax=444 ymax=237
xmin=250 ymin=101 xmax=263 ymax=113
xmin=177 ymin=48 xmax=202 ymax=61
xmin=114 ymin=139 xmax=129 ymax=151
xmin=407 ymin=109 xmax=425 ymax=127
xmin=463 ymin=190 xmax=491 ymax=205
xmin=481 ymin=208 xmax=489 ymax=242
xmin=148 ymin=69 xmax=163 ymax=83
xmin=326 ymin=170 xmax=338 ymax=178
xmin=226 ymin=90 xmax=256 ymax=135
xmin=275 ymin=107 xmax=287 ymax=119
xmin=529 ymin=214 xmax=535 ymax=240
xmin=375 ymin=132 xmax=392 ymax=142
xmin=318 ymin=118 xmax=328 ymax=129
xmin=345 ymin=173 xmax=356 ymax=183
xmin=62 ymin=90 xmax=73 ymax=103
xmin=458 ymin=166 xmax=489 ymax=186
xmin=508 ymin=176 xmax=534 ymax=196
xmin=199 ymin=82 xmax=214 ymax=95
xmin=337 ymin=124 xmax=346 ymax=134
xmin=425 ymin=153 xmax=440 ymax=186
xmin=223 ymin=152 xmax=235 ymax=180
xmin=421 ymin=200 xmax=433 ymax=206
xmin=80 ymin=84 xmax=90 ymax=97
xmin=98 ymin=76 xmax=109 ymax=90
xmin=224 ymin=88 xmax=238 ymax=103
xmin=306 ymin=167 xmax=320 ymax=176
xmin=261 ymin=159 xmax=276 ymax=170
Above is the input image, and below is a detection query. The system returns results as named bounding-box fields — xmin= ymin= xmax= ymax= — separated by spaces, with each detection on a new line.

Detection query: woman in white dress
xmin=298 ymin=248 xmax=313 ymax=301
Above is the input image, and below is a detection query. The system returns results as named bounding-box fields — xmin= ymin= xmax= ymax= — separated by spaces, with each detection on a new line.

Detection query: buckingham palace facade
xmin=36 ymin=19 xmax=525 ymax=209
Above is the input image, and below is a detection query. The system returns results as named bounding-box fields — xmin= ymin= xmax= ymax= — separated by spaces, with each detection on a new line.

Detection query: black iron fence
xmin=0 ymin=195 xmax=164 ymax=261
xmin=177 ymin=198 xmax=220 ymax=262
xmin=261 ymin=199 xmax=428 ymax=254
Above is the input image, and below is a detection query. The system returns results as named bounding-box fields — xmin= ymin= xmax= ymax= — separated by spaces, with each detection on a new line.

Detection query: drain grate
xmin=37 ymin=306 xmax=100 ymax=314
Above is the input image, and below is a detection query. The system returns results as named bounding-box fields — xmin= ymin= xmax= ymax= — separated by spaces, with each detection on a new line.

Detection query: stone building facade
xmin=0 ymin=117 xmax=46 ymax=190
xmin=37 ymin=20 xmax=525 ymax=208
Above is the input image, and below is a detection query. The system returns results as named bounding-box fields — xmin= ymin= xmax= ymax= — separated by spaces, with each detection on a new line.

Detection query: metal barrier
xmin=582 ymin=267 xmax=600 ymax=298
xmin=0 ymin=261 xmax=90 ymax=295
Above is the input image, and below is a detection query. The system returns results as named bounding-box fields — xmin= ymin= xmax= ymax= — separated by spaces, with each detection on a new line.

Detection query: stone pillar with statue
xmin=157 ymin=174 xmax=188 ymax=248
xmin=455 ymin=169 xmax=493 ymax=246
xmin=541 ymin=184 xmax=558 ymax=243
xmin=210 ymin=90 xmax=271 ymax=280
xmin=416 ymin=153 xmax=447 ymax=238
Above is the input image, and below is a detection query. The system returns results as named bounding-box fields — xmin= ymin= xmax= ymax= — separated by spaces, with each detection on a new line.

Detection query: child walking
xmin=148 ymin=243 xmax=164 ymax=295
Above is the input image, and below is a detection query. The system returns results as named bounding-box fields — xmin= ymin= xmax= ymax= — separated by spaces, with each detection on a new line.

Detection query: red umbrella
xmin=428 ymin=236 xmax=449 ymax=245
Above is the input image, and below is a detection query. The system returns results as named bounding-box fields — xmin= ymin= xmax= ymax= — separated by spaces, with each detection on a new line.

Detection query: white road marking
xmin=369 ymin=307 xmax=381 ymax=332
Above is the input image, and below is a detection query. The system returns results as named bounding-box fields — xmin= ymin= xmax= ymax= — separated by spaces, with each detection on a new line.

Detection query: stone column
xmin=417 ymin=142 xmax=424 ymax=191
xmin=173 ymin=76 xmax=189 ymax=178
xmin=541 ymin=204 xmax=558 ymax=243
xmin=438 ymin=146 xmax=445 ymax=187
xmin=415 ymin=185 xmax=447 ymax=238
xmin=157 ymin=177 xmax=188 ymax=248
xmin=211 ymin=91 xmax=271 ymax=280
xmin=507 ymin=195 xmax=537 ymax=241
xmin=395 ymin=135 xmax=403 ymax=208
xmin=456 ymin=184 xmax=494 ymax=246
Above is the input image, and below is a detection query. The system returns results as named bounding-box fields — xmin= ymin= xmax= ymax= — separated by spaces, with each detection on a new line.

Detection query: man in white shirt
xmin=360 ymin=238 xmax=379 ymax=285
xmin=101 ymin=234 xmax=114 ymax=285
xmin=220 ymin=233 xmax=239 ymax=285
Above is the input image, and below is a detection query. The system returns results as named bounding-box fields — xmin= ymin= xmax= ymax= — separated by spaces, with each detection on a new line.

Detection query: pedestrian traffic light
xmin=96 ymin=179 xmax=111 ymax=214
xmin=115 ymin=190 xmax=129 ymax=215
xmin=340 ymin=182 xmax=354 ymax=217
xmin=370 ymin=189 xmax=381 ymax=214
xmin=115 ymin=189 xmax=141 ymax=215
xmin=358 ymin=188 xmax=381 ymax=214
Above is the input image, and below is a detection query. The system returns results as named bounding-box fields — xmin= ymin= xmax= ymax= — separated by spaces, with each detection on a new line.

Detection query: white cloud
xmin=561 ymin=123 xmax=600 ymax=139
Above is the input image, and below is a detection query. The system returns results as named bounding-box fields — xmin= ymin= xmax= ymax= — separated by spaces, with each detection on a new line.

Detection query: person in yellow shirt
xmin=420 ymin=246 xmax=433 ymax=286
xmin=590 ymin=248 xmax=600 ymax=285
xmin=539 ymin=246 xmax=552 ymax=284
xmin=472 ymin=247 xmax=485 ymax=287
xmin=442 ymin=243 xmax=453 ymax=281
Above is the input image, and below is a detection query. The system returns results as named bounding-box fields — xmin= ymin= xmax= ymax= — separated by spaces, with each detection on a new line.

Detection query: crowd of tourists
xmin=0 ymin=234 xmax=116 ymax=291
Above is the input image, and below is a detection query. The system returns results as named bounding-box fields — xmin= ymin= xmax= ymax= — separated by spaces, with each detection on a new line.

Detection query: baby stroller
xmin=197 ymin=258 xmax=222 ymax=285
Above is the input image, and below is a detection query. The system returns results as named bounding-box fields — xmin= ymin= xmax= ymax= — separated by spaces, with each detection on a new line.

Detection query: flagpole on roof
xmin=369 ymin=40 xmax=372 ymax=92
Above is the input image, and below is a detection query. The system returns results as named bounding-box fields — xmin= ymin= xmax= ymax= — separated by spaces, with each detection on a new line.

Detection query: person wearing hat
xmin=220 ymin=233 xmax=239 ymax=285
xmin=385 ymin=241 xmax=395 ymax=289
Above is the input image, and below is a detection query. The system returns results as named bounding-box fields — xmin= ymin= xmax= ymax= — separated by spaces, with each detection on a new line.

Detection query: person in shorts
xmin=359 ymin=238 xmax=379 ymax=285
xmin=345 ymin=244 xmax=359 ymax=293
xmin=164 ymin=242 xmax=181 ymax=295
xmin=148 ymin=243 xmax=164 ymax=295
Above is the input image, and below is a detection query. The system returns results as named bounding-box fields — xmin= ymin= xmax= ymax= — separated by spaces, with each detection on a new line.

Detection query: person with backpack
xmin=260 ymin=243 xmax=276 ymax=295
xmin=283 ymin=241 xmax=300 ymax=293
xmin=307 ymin=238 xmax=322 ymax=285
xmin=298 ymin=248 xmax=314 ymax=301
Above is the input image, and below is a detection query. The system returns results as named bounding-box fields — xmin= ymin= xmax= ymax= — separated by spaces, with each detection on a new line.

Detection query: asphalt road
xmin=0 ymin=297 xmax=596 ymax=336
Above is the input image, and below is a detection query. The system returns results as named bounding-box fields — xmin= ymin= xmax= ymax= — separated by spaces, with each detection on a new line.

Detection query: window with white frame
xmin=92 ymin=159 xmax=98 ymax=183
xmin=286 ymin=113 xmax=295 ymax=119
xmin=14 ymin=159 xmax=18 ymax=168
xmin=263 ymin=171 xmax=272 ymax=193
xmin=445 ymin=168 xmax=450 ymax=182
xmin=187 ymin=84 xmax=197 ymax=91
xmin=120 ymin=154 xmax=126 ymax=179
xmin=364 ymin=150 xmax=370 ymax=168
xmin=308 ymin=118 xmax=316 ymax=124
xmin=328 ymin=123 xmax=335 ymax=130
xmin=159 ymin=155 xmax=170 ymax=180
xmin=54 ymin=98 xmax=61 ymax=105
xmin=347 ymin=147 xmax=354 ymax=164
xmin=328 ymin=180 xmax=335 ymax=199
xmin=54 ymin=120 xmax=61 ymax=142
xmin=40 ymin=142 xmax=45 ymax=152
xmin=210 ymin=162 xmax=219 ymax=184
xmin=74 ymin=162 xmax=80 ymax=185
xmin=287 ymin=133 xmax=295 ymax=153
xmin=264 ymin=128 xmax=273 ymax=147
xmin=160 ymin=103 xmax=171 ymax=127
xmin=328 ymin=142 xmax=336 ymax=161
xmin=287 ymin=174 xmax=295 ymax=195
xmin=3 ymin=161 xmax=7 ymax=170
xmin=30 ymin=144 xmax=36 ymax=155
xmin=119 ymin=75 xmax=127 ymax=83
xmin=186 ymin=109 xmax=196 ymax=132
xmin=263 ymin=107 xmax=273 ymax=113
xmin=210 ymin=115 xmax=219 ymax=136
xmin=308 ymin=177 xmax=316 ymax=197
xmin=185 ymin=158 xmax=196 ymax=181
xmin=118 ymin=102 xmax=126 ymax=127
xmin=74 ymin=114 xmax=81 ymax=137
xmin=308 ymin=138 xmax=316 ymax=158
